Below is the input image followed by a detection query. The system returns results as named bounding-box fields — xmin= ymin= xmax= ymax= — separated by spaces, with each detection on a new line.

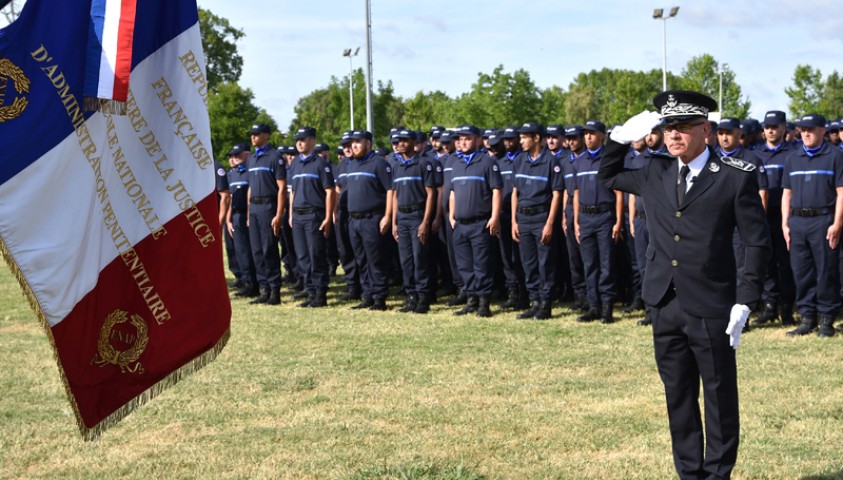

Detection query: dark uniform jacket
xmin=599 ymin=140 xmax=771 ymax=318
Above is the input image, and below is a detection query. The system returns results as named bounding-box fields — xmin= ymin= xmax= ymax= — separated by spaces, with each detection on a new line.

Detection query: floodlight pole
xmin=715 ymin=63 xmax=730 ymax=113
xmin=653 ymin=7 xmax=679 ymax=92
xmin=364 ymin=0 xmax=374 ymax=134
xmin=343 ymin=48 xmax=359 ymax=130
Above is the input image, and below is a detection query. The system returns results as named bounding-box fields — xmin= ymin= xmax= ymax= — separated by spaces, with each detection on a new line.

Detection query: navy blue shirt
xmin=441 ymin=153 xmax=459 ymax=210
xmin=247 ymin=145 xmax=286 ymax=198
xmin=513 ymin=148 xmax=565 ymax=208
xmin=752 ymin=141 xmax=791 ymax=207
xmin=346 ymin=151 xmax=393 ymax=212
xmin=498 ymin=152 xmax=519 ymax=210
xmin=627 ymin=147 xmax=670 ymax=215
xmin=392 ymin=154 xmax=441 ymax=207
xmin=227 ymin=164 xmax=250 ymax=212
xmin=450 ymin=151 xmax=503 ymax=219
xmin=563 ymin=150 xmax=586 ymax=201
xmin=288 ymin=153 xmax=335 ymax=209
xmin=573 ymin=147 xmax=616 ymax=206
xmin=782 ymin=142 xmax=843 ymax=209
xmin=335 ymin=156 xmax=353 ymax=210
xmin=214 ymin=161 xmax=230 ymax=193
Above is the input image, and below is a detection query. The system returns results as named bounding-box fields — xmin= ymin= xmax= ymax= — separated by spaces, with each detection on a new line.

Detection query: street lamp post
xmin=342 ymin=47 xmax=360 ymax=130
xmin=714 ymin=63 xmax=730 ymax=113
xmin=653 ymin=6 xmax=679 ymax=92
xmin=364 ymin=0 xmax=374 ymax=134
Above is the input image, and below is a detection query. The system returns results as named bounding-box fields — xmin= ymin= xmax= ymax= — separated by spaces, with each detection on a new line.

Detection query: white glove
xmin=609 ymin=110 xmax=663 ymax=144
xmin=726 ymin=304 xmax=751 ymax=349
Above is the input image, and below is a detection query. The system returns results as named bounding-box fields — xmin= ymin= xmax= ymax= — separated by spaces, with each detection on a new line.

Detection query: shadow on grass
xmin=347 ymin=462 xmax=487 ymax=480
xmin=802 ymin=471 xmax=843 ymax=480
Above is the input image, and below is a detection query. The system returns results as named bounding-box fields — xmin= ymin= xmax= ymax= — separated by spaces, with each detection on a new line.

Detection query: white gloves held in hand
xmin=726 ymin=304 xmax=751 ymax=350
xmin=609 ymin=110 xmax=663 ymax=144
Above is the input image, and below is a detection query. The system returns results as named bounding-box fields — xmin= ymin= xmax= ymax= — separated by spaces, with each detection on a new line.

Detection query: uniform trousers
xmin=789 ymin=214 xmax=842 ymax=316
xmin=578 ymin=209 xmax=616 ymax=306
xmin=517 ymin=213 xmax=556 ymax=302
xmin=348 ymin=214 xmax=390 ymax=302
xmin=336 ymin=208 xmax=361 ymax=292
xmin=279 ymin=210 xmax=298 ymax=281
xmin=453 ymin=219 xmax=494 ymax=297
xmin=224 ymin=224 xmax=241 ymax=280
xmin=291 ymin=210 xmax=329 ymax=296
xmin=498 ymin=209 xmax=524 ymax=291
xmin=633 ymin=216 xmax=649 ymax=281
xmin=565 ymin=205 xmax=586 ymax=297
xmin=651 ymin=290 xmax=739 ymax=480
xmin=231 ymin=211 xmax=257 ymax=285
xmin=397 ymin=211 xmax=434 ymax=298
xmin=619 ymin=211 xmax=641 ymax=302
xmin=443 ymin=212 xmax=465 ymax=290
xmin=248 ymin=202 xmax=282 ymax=291
xmin=762 ymin=207 xmax=794 ymax=306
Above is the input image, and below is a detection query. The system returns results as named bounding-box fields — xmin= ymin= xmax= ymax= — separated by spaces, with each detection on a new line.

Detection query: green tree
xmin=785 ymin=65 xmax=824 ymax=119
xmin=401 ymin=90 xmax=457 ymax=131
xmin=198 ymin=8 xmax=244 ymax=92
xmin=452 ymin=65 xmax=543 ymax=127
xmin=207 ymin=82 xmax=277 ymax=166
xmin=676 ymin=54 xmax=750 ymax=118
xmin=563 ymin=69 xmax=665 ymax=125
xmin=820 ymin=71 xmax=843 ymax=120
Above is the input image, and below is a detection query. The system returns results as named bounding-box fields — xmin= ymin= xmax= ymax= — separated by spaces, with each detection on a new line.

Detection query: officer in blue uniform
xmin=512 ymin=122 xmax=564 ymax=320
xmin=573 ymin=120 xmax=623 ymax=323
xmin=600 ymin=91 xmax=771 ymax=480
xmin=449 ymin=125 xmax=503 ymax=317
xmin=545 ymin=125 xmax=572 ymax=305
xmin=390 ymin=129 xmax=441 ymax=313
xmin=752 ymin=111 xmax=796 ymax=326
xmin=440 ymin=130 xmax=469 ymax=306
xmin=345 ymin=130 xmax=394 ymax=310
xmin=246 ymin=123 xmax=286 ymax=305
xmin=316 ymin=141 xmax=339 ymax=276
xmin=226 ymin=143 xmax=258 ymax=297
xmin=562 ymin=126 xmax=589 ymax=312
xmin=214 ymin=157 xmax=238 ymax=288
xmin=278 ymin=145 xmax=301 ymax=294
xmin=427 ymin=128 xmax=455 ymax=298
xmin=288 ymin=127 xmax=335 ymax=308
xmin=782 ymin=114 xmax=843 ymax=337
xmin=334 ymin=131 xmax=363 ymax=301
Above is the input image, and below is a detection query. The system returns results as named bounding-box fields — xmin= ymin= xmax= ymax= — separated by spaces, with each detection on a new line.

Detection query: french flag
xmin=0 ymin=0 xmax=231 ymax=439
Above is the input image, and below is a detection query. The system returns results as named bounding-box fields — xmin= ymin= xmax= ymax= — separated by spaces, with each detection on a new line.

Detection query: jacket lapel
xmin=662 ymin=161 xmax=679 ymax=210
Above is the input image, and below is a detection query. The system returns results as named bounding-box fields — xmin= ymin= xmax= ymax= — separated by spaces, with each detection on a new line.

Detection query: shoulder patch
xmin=325 ymin=166 xmax=331 ymax=173
xmin=217 ymin=168 xmax=226 ymax=177
xmin=492 ymin=164 xmax=499 ymax=172
xmin=436 ymin=165 xmax=443 ymax=173
xmin=553 ymin=165 xmax=561 ymax=173
xmin=427 ymin=164 xmax=433 ymax=171
xmin=720 ymin=156 xmax=756 ymax=172
xmin=385 ymin=166 xmax=392 ymax=174
xmin=279 ymin=159 xmax=285 ymax=165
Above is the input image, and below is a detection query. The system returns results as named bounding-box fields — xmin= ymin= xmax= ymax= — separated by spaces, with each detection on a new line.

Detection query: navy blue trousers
xmin=789 ymin=214 xmax=841 ymax=316
xmin=336 ymin=208 xmax=361 ymax=291
xmin=224 ymin=223 xmax=241 ymax=280
xmin=578 ymin=209 xmax=616 ymax=306
xmin=443 ymin=212 xmax=465 ymax=290
xmin=633 ymin=216 xmax=649 ymax=283
xmin=231 ymin=211 xmax=256 ymax=285
xmin=762 ymin=207 xmax=795 ymax=306
xmin=397 ymin=211 xmax=434 ymax=298
xmin=453 ymin=219 xmax=494 ymax=297
xmin=292 ymin=211 xmax=329 ymax=296
xmin=517 ymin=213 xmax=556 ymax=301
xmin=248 ymin=203 xmax=282 ymax=290
xmin=498 ymin=210 xmax=524 ymax=290
xmin=348 ymin=215 xmax=390 ymax=301
xmin=565 ymin=205 xmax=586 ymax=297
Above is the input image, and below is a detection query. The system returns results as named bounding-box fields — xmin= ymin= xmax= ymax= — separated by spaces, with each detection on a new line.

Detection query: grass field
xmin=2 ymin=264 xmax=843 ymax=480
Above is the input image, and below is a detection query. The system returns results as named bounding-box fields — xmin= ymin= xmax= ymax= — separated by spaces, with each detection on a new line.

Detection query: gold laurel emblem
xmin=92 ymin=310 xmax=149 ymax=374
xmin=0 ymin=58 xmax=30 ymax=123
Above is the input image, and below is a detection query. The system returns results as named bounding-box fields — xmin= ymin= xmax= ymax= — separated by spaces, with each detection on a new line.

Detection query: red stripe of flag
xmin=111 ymin=0 xmax=137 ymax=102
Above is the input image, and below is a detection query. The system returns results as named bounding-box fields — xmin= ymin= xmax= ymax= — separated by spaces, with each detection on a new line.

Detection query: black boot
xmin=339 ymin=288 xmax=361 ymax=302
xmin=476 ymin=296 xmax=492 ymax=318
xmin=250 ymin=289 xmax=270 ymax=304
xmin=399 ymin=295 xmax=418 ymax=313
xmin=413 ymin=294 xmax=431 ymax=314
xmin=518 ymin=301 xmax=541 ymax=319
xmin=515 ymin=287 xmax=530 ymax=310
xmin=446 ymin=290 xmax=468 ymax=307
xmin=601 ymin=304 xmax=614 ymax=324
xmin=780 ymin=304 xmax=796 ymax=326
xmin=368 ymin=298 xmax=388 ymax=311
xmin=569 ymin=294 xmax=588 ymax=312
xmin=308 ymin=293 xmax=327 ymax=308
xmin=786 ymin=314 xmax=817 ymax=337
xmin=454 ymin=296 xmax=478 ymax=316
xmin=621 ymin=298 xmax=644 ymax=314
xmin=351 ymin=298 xmax=374 ymax=309
xmin=752 ymin=303 xmax=778 ymax=325
xmin=298 ymin=294 xmax=314 ymax=308
xmin=637 ymin=309 xmax=653 ymax=326
xmin=818 ymin=314 xmax=836 ymax=337
xmin=577 ymin=305 xmax=601 ymax=322
xmin=266 ymin=289 xmax=281 ymax=305
xmin=499 ymin=288 xmax=520 ymax=309
xmin=235 ymin=282 xmax=260 ymax=298
xmin=533 ymin=300 xmax=552 ymax=320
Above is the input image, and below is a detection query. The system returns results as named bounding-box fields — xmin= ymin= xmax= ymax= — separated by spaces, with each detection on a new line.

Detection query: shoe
xmin=637 ymin=310 xmax=652 ymax=326
xmin=413 ymin=294 xmax=431 ymax=314
xmin=398 ymin=295 xmax=417 ymax=313
xmin=499 ymin=288 xmax=520 ymax=309
xmin=621 ymin=298 xmax=644 ymax=314
xmin=577 ymin=306 xmax=601 ymax=323
xmin=454 ymin=296 xmax=478 ymax=316
xmin=266 ymin=289 xmax=281 ymax=305
xmin=292 ymin=290 xmax=309 ymax=300
xmin=308 ymin=295 xmax=327 ymax=308
xmin=533 ymin=301 xmax=552 ymax=320
xmin=818 ymin=314 xmax=836 ymax=338
xmin=298 ymin=295 xmax=313 ymax=308
xmin=293 ymin=279 xmax=304 ymax=292
xmin=368 ymin=299 xmax=387 ymax=311
xmin=601 ymin=304 xmax=614 ymax=324
xmin=235 ymin=283 xmax=260 ymax=298
xmin=437 ymin=284 xmax=457 ymax=297
xmin=476 ymin=296 xmax=492 ymax=318
xmin=752 ymin=303 xmax=778 ymax=325
xmin=780 ymin=304 xmax=796 ymax=326
xmin=230 ymin=279 xmax=244 ymax=290
xmin=339 ymin=289 xmax=362 ymax=302
xmin=446 ymin=291 xmax=468 ymax=307
xmin=351 ymin=298 xmax=374 ymax=309
xmin=786 ymin=314 xmax=817 ymax=337
xmin=249 ymin=290 xmax=269 ymax=305
xmin=569 ymin=294 xmax=588 ymax=312
xmin=517 ymin=302 xmax=541 ymax=319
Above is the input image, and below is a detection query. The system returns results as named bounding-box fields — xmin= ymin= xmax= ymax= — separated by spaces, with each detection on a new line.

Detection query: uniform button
xmin=671 ymin=260 xmax=678 ymax=267
xmin=674 ymin=235 xmax=680 ymax=242
xmin=675 ymin=211 xmax=682 ymax=218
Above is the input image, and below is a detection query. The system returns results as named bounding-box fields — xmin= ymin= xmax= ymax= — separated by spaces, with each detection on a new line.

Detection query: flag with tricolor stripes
xmin=0 ymin=0 xmax=231 ymax=439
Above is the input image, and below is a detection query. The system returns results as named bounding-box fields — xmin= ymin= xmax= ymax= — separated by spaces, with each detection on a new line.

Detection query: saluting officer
xmin=288 ymin=127 xmax=335 ymax=308
xmin=600 ymin=91 xmax=770 ymax=480
xmin=782 ymin=114 xmax=843 ymax=337
xmin=512 ymin=122 xmax=564 ymax=320
xmin=345 ymin=130 xmax=394 ymax=311
xmin=391 ymin=129 xmax=441 ymax=313
xmin=573 ymin=120 xmax=623 ymax=323
xmin=449 ymin=125 xmax=503 ymax=317
xmin=226 ymin=143 xmax=259 ymax=297
xmin=752 ymin=111 xmax=796 ymax=326
xmin=334 ymin=131 xmax=363 ymax=301
xmin=561 ymin=126 xmax=589 ymax=312
xmin=246 ymin=123 xmax=286 ymax=305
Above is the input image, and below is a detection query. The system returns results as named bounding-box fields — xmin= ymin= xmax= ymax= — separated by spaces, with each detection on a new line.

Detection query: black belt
xmin=398 ymin=203 xmax=425 ymax=214
xmin=349 ymin=210 xmax=380 ymax=219
xmin=791 ymin=208 xmax=831 ymax=217
xmin=580 ymin=203 xmax=613 ymax=214
xmin=456 ymin=216 xmax=487 ymax=225
xmin=518 ymin=205 xmax=549 ymax=215
xmin=293 ymin=207 xmax=318 ymax=215
xmin=250 ymin=196 xmax=275 ymax=205
xmin=635 ymin=211 xmax=646 ymax=219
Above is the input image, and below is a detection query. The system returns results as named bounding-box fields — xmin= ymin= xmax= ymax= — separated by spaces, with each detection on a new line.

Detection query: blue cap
xmin=439 ymin=130 xmax=455 ymax=143
xmin=391 ymin=129 xmax=417 ymax=142
xmin=564 ymin=125 xmax=584 ymax=137
xmin=795 ymin=114 xmax=827 ymax=128
xmin=389 ymin=125 xmax=407 ymax=135
xmin=294 ymin=126 xmax=316 ymax=140
xmin=228 ymin=143 xmax=249 ymax=156
xmin=582 ymin=120 xmax=606 ymax=134
xmin=455 ymin=125 xmax=481 ymax=137
xmin=314 ymin=142 xmax=329 ymax=152
xmin=718 ymin=117 xmax=741 ymax=131
xmin=487 ymin=130 xmax=503 ymax=147
xmin=335 ymin=147 xmax=344 ymax=155
xmin=340 ymin=131 xmax=353 ymax=146
xmin=828 ymin=119 xmax=841 ymax=132
xmin=545 ymin=125 xmax=563 ymax=137
xmin=350 ymin=130 xmax=374 ymax=141
xmin=501 ymin=126 xmax=519 ymax=139
xmin=786 ymin=122 xmax=795 ymax=131
xmin=763 ymin=111 xmax=786 ymax=126
xmin=482 ymin=128 xmax=496 ymax=138
xmin=250 ymin=123 xmax=271 ymax=135
xmin=279 ymin=145 xmax=296 ymax=155
xmin=517 ymin=122 xmax=544 ymax=135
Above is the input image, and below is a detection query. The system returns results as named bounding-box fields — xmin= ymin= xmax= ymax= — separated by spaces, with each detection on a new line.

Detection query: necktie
xmin=677 ymin=165 xmax=690 ymax=205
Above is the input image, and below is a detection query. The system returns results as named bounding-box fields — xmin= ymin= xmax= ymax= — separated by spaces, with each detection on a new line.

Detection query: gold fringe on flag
xmin=83 ymin=97 xmax=128 ymax=115
xmin=0 ymin=234 xmax=231 ymax=441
